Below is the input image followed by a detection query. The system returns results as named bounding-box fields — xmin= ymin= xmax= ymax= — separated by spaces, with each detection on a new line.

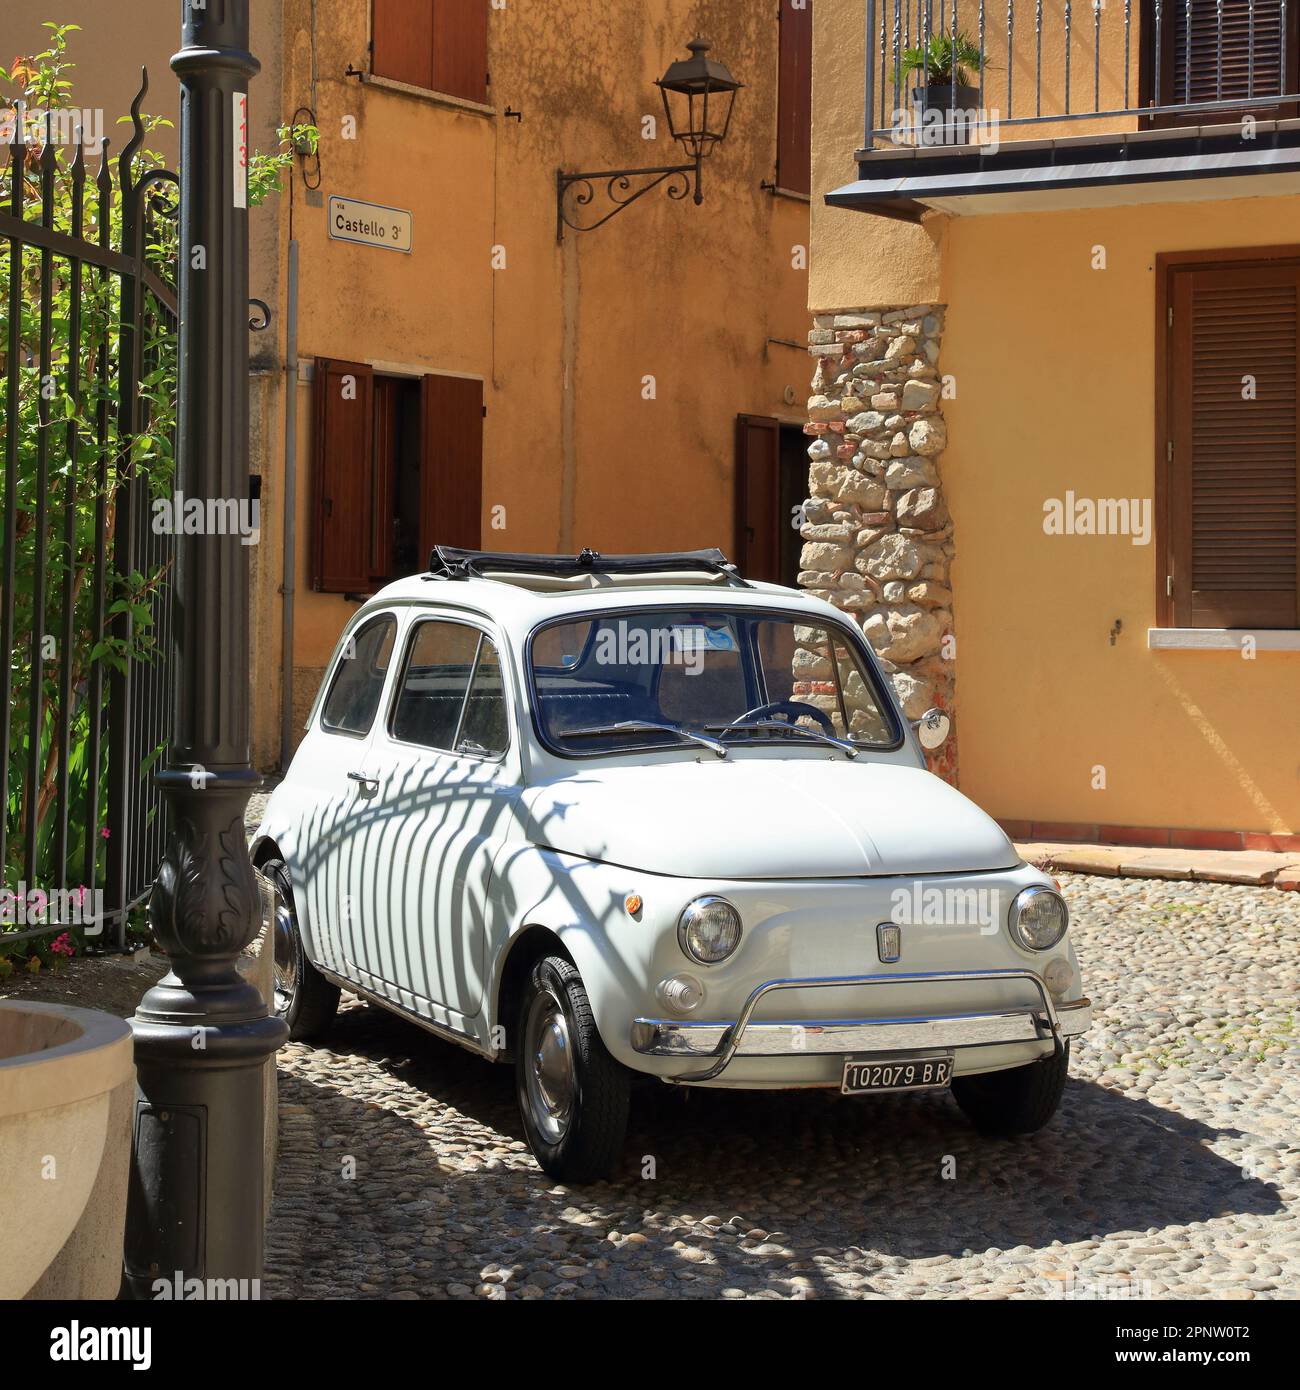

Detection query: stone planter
xmin=0 ymin=1001 xmax=134 ymax=1299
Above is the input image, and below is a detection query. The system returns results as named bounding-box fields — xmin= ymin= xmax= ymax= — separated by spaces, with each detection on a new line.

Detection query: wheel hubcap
xmin=524 ymin=990 xmax=575 ymax=1145
xmin=271 ymin=896 xmax=299 ymax=1017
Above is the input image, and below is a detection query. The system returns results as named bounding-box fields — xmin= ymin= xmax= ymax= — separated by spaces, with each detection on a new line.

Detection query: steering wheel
xmin=726 ymin=699 xmax=836 ymax=736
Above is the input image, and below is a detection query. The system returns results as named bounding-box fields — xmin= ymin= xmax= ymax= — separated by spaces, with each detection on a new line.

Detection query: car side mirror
xmin=913 ymin=707 xmax=951 ymax=751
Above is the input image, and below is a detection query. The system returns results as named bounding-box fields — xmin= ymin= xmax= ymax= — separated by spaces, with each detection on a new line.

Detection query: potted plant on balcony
xmin=899 ymin=31 xmax=987 ymax=145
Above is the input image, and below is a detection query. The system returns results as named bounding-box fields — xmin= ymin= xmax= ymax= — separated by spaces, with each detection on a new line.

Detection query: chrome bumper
xmin=630 ymin=968 xmax=1092 ymax=1083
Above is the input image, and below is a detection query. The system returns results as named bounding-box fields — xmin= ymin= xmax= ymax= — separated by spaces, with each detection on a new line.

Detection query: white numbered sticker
xmin=233 ymin=91 xmax=247 ymax=208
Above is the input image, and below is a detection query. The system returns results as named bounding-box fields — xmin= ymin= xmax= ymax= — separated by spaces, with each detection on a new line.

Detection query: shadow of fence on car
xmin=277 ymin=756 xmax=652 ymax=1052
xmin=270 ymin=1002 xmax=1283 ymax=1298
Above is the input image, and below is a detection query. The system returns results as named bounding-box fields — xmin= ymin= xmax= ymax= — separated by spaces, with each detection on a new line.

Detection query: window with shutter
xmin=314 ymin=362 xmax=483 ymax=590
xmin=1145 ymin=0 xmax=1299 ymax=124
xmin=1160 ymin=252 xmax=1300 ymax=628
xmin=371 ymin=0 xmax=488 ymax=103
xmin=777 ymin=0 xmax=813 ymax=194
xmin=420 ymin=374 xmax=483 ymax=561
xmin=372 ymin=0 xmax=435 ymax=89
xmin=312 ymin=359 xmax=375 ymax=594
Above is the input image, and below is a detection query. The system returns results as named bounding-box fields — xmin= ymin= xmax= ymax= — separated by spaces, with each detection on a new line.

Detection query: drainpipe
xmin=279 ymin=237 xmax=299 ymax=772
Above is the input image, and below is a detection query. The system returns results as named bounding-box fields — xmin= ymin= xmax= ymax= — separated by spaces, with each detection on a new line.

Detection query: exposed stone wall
xmin=801 ymin=306 xmax=957 ymax=783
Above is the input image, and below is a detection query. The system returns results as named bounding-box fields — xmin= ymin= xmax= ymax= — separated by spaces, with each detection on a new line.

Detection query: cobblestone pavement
xmin=264 ymin=872 xmax=1299 ymax=1300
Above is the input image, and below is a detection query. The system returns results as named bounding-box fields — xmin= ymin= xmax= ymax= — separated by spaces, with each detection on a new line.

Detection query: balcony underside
xmin=828 ymin=120 xmax=1300 ymax=219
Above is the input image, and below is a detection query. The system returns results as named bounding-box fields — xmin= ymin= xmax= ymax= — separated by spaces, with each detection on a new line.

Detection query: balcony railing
xmin=862 ymin=0 xmax=1300 ymax=151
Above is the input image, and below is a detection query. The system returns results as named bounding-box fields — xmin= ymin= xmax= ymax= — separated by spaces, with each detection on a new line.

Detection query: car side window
xmin=459 ymin=638 xmax=509 ymax=757
xmin=391 ymin=620 xmax=509 ymax=757
xmin=320 ymin=614 xmax=397 ymax=736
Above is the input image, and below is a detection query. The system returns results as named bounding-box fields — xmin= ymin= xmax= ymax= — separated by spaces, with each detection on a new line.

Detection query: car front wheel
xmin=951 ymin=1042 xmax=1070 ymax=1136
xmin=263 ymin=858 xmax=340 ymax=1042
xmin=515 ymin=954 xmax=630 ymax=1183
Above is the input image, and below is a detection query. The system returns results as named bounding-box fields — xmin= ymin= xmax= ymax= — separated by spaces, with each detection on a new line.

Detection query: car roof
xmin=354 ymin=570 xmax=850 ymax=642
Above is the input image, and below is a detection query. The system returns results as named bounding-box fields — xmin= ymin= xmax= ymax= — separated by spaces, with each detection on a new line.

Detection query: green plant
xmin=900 ymin=31 xmax=986 ymax=88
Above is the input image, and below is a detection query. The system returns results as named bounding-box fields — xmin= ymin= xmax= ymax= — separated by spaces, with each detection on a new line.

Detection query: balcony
xmin=828 ymin=1 xmax=1300 ymax=218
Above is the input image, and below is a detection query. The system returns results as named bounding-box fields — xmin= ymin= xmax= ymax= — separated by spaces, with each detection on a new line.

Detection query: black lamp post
xmin=122 ymin=0 xmax=284 ymax=1296
xmin=556 ymin=38 xmax=741 ymax=238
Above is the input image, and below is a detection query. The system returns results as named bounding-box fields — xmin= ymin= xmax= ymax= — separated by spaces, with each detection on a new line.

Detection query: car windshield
xmin=530 ymin=608 xmax=900 ymax=756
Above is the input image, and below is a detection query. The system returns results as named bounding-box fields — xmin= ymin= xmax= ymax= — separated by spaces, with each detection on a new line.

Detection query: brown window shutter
xmin=735 ymin=414 xmax=782 ymax=583
xmin=431 ymin=0 xmax=489 ymax=103
xmin=1168 ymin=260 xmax=1300 ymax=628
xmin=1148 ymin=0 xmax=1299 ymax=123
xmin=420 ymin=374 xmax=483 ymax=561
xmin=370 ymin=376 xmax=400 ymax=582
xmin=312 ymin=358 xmax=376 ymax=593
xmin=372 ymin=0 xmax=435 ymax=89
xmin=777 ymin=0 xmax=813 ymax=194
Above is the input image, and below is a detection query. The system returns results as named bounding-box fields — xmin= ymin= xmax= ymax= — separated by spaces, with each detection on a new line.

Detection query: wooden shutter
xmin=735 ymin=415 xmax=782 ymax=583
xmin=420 ymin=374 xmax=483 ymax=561
xmin=777 ymin=0 xmax=813 ymax=194
xmin=433 ymin=0 xmax=489 ymax=103
xmin=1167 ymin=260 xmax=1300 ymax=628
xmin=371 ymin=0 xmax=487 ymax=102
xmin=1148 ymin=0 xmax=1299 ymax=124
xmin=372 ymin=0 xmax=435 ymax=89
xmin=371 ymin=376 xmax=400 ymax=582
xmin=312 ymin=359 xmax=375 ymax=593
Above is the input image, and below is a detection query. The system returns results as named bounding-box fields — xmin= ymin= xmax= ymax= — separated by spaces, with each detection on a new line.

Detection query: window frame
xmin=524 ymin=603 xmax=906 ymax=761
xmin=318 ymin=612 xmax=401 ymax=740
xmin=384 ymin=612 xmax=512 ymax=763
xmin=1154 ymin=244 xmax=1300 ymax=629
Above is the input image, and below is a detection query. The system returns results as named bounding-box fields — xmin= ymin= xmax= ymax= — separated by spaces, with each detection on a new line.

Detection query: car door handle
xmin=347 ymin=770 xmax=379 ymax=796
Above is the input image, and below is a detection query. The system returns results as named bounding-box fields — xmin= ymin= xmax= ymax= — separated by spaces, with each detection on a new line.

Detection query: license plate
xmin=841 ymin=1055 xmax=954 ymax=1095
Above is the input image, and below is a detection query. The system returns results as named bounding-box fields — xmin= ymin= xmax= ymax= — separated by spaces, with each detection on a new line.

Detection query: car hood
xmin=520 ymin=757 xmax=1019 ymax=879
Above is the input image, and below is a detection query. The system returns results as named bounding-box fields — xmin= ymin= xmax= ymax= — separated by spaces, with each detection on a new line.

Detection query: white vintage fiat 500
xmin=254 ymin=547 xmax=1090 ymax=1182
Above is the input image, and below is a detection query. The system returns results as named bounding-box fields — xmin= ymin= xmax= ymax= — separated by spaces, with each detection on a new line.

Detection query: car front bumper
xmin=629 ymin=968 xmax=1091 ymax=1083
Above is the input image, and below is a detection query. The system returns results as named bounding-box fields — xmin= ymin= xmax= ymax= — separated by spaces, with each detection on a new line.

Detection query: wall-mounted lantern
xmin=556 ymin=38 xmax=742 ymax=239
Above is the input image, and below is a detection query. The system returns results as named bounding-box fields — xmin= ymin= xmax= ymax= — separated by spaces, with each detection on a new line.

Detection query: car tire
xmin=515 ymin=954 xmax=630 ymax=1183
xmin=263 ymin=858 xmax=340 ymax=1042
xmin=951 ymin=1042 xmax=1070 ymax=1137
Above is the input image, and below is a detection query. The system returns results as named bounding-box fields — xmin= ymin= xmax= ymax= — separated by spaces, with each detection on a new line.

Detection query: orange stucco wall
xmin=254 ymin=0 xmax=811 ymax=764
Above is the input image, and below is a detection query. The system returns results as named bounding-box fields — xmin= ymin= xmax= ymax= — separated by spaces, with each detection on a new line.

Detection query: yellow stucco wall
xmin=809 ymin=3 xmax=1300 ymax=835
xmin=810 ymin=0 xmax=942 ymax=309
xmin=252 ymin=0 xmax=811 ymax=764
xmin=941 ymin=197 xmax=1300 ymax=835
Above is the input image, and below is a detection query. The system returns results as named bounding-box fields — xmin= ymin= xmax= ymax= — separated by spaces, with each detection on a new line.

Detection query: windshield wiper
xmin=708 ymin=719 xmax=858 ymax=759
xmin=562 ymin=719 xmax=728 ymax=759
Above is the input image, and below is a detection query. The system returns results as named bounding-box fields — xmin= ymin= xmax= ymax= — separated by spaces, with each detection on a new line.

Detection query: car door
xmin=295 ymin=610 xmax=400 ymax=978
xmin=355 ymin=614 xmax=517 ymax=1032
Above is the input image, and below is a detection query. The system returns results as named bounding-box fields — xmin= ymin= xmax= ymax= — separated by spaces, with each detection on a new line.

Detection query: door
xmin=356 ymin=615 xmax=516 ymax=1029
xmin=1144 ymin=0 xmax=1300 ymax=125
xmin=735 ymin=414 xmax=781 ymax=582
xmin=420 ymin=373 xmax=484 ymax=562
xmin=735 ymin=415 xmax=809 ymax=586
xmin=296 ymin=611 xmax=400 ymax=975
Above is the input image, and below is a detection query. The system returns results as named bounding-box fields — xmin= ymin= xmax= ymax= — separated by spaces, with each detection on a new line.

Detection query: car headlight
xmin=1007 ymin=886 xmax=1069 ymax=951
xmin=677 ymin=896 xmax=742 ymax=965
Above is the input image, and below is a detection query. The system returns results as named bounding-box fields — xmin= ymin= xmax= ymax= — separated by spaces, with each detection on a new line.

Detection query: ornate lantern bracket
xmin=555 ymin=38 xmax=741 ymax=240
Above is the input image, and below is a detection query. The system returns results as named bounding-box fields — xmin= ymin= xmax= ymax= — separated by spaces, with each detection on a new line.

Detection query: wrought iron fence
xmin=0 ymin=81 xmax=177 ymax=952
xmin=863 ymin=0 xmax=1300 ymax=148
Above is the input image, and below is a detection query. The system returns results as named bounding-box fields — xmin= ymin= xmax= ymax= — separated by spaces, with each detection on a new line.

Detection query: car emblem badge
xmin=876 ymin=923 xmax=902 ymax=964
